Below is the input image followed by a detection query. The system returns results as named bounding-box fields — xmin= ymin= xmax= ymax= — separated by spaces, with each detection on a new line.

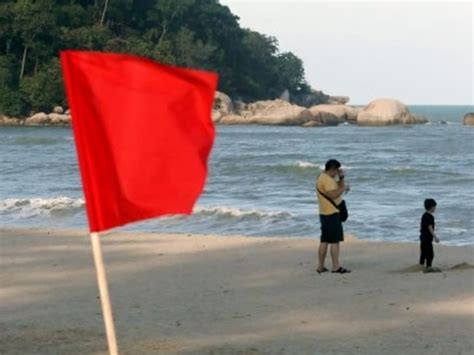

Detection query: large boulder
xmin=25 ymin=112 xmax=49 ymax=125
xmin=357 ymin=98 xmax=427 ymax=126
xmin=308 ymin=108 xmax=340 ymax=126
xmin=0 ymin=115 xmax=23 ymax=125
xmin=240 ymin=99 xmax=312 ymax=125
xmin=212 ymin=91 xmax=234 ymax=123
xmin=53 ymin=106 xmax=64 ymax=114
xmin=463 ymin=113 xmax=474 ymax=125
xmin=48 ymin=113 xmax=71 ymax=125
xmin=310 ymin=104 xmax=360 ymax=123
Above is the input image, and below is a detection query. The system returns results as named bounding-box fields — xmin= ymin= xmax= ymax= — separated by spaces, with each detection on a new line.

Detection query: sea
xmin=1 ymin=105 xmax=473 ymax=245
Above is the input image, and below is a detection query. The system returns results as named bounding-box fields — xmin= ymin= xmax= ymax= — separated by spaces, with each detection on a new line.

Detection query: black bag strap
xmin=317 ymin=187 xmax=340 ymax=210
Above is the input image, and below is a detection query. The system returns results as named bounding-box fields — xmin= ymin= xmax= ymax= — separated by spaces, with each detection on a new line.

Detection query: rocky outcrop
xmin=0 ymin=115 xmax=23 ymax=125
xmin=215 ymin=92 xmax=362 ymax=126
xmin=309 ymin=104 xmax=360 ymax=124
xmin=2 ymin=93 xmax=433 ymax=128
xmin=1 ymin=110 xmax=72 ymax=126
xmin=25 ymin=112 xmax=49 ymax=125
xmin=233 ymin=99 xmax=312 ymax=126
xmin=308 ymin=108 xmax=339 ymax=126
xmin=357 ymin=98 xmax=427 ymax=126
xmin=48 ymin=113 xmax=71 ymax=125
xmin=463 ymin=113 xmax=474 ymax=125
xmin=216 ymin=95 xmax=359 ymax=127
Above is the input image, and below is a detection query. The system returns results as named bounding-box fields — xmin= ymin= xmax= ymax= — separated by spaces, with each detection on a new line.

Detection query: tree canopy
xmin=0 ymin=0 xmax=323 ymax=116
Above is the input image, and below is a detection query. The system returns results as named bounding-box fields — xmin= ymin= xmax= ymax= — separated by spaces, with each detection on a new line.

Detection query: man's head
xmin=325 ymin=159 xmax=341 ymax=178
xmin=424 ymin=198 xmax=437 ymax=212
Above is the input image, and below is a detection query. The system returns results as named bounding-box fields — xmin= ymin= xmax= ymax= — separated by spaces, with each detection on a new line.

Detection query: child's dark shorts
xmin=320 ymin=213 xmax=344 ymax=243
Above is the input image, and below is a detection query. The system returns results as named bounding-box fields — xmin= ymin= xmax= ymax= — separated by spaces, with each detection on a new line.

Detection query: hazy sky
xmin=220 ymin=1 xmax=473 ymax=105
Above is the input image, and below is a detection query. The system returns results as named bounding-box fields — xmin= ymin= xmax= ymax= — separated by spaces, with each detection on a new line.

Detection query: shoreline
xmin=1 ymin=224 xmax=473 ymax=247
xmin=2 ymin=227 xmax=473 ymax=354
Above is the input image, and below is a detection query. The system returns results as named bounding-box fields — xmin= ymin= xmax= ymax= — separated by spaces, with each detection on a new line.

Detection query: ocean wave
xmin=0 ymin=197 xmax=85 ymax=217
xmin=318 ymin=164 xmax=355 ymax=171
xmin=295 ymin=161 xmax=319 ymax=169
xmin=193 ymin=206 xmax=293 ymax=221
xmin=441 ymin=227 xmax=469 ymax=235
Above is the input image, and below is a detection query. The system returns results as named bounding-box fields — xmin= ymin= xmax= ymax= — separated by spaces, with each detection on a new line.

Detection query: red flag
xmin=60 ymin=51 xmax=218 ymax=232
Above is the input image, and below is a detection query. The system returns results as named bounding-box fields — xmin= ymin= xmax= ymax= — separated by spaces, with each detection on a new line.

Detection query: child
xmin=419 ymin=198 xmax=440 ymax=272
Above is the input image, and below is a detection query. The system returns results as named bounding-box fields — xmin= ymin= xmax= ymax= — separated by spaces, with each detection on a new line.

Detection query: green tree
xmin=20 ymin=57 xmax=65 ymax=113
xmin=0 ymin=2 xmax=15 ymax=55
xmin=276 ymin=52 xmax=306 ymax=94
xmin=172 ymin=27 xmax=215 ymax=68
xmin=0 ymin=0 xmax=324 ymax=117
xmin=12 ymin=0 xmax=55 ymax=81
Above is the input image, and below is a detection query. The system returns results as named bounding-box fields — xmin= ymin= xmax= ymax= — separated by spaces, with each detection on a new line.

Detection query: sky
xmin=220 ymin=0 xmax=473 ymax=105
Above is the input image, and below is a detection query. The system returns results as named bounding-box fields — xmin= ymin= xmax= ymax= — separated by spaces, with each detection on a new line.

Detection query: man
xmin=316 ymin=159 xmax=351 ymax=274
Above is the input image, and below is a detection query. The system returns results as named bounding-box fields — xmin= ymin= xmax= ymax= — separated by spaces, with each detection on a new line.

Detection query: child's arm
xmin=428 ymin=225 xmax=440 ymax=243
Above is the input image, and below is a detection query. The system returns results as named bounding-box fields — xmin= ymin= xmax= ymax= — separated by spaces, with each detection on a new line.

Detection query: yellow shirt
xmin=316 ymin=172 xmax=342 ymax=215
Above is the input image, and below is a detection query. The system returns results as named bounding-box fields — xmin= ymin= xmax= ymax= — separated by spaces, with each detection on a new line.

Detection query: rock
xmin=463 ymin=113 xmax=474 ymax=125
xmin=213 ymin=91 xmax=234 ymax=115
xmin=219 ymin=114 xmax=252 ymax=125
xmin=53 ymin=106 xmax=64 ymax=114
xmin=309 ymin=104 xmax=360 ymax=123
xmin=357 ymin=98 xmax=427 ymax=126
xmin=65 ymin=109 xmax=71 ymax=115
xmin=212 ymin=110 xmax=223 ymax=123
xmin=212 ymin=91 xmax=234 ymax=124
xmin=0 ymin=115 xmax=23 ymax=125
xmin=308 ymin=109 xmax=340 ymax=126
xmin=241 ymin=99 xmax=312 ymax=125
xmin=48 ymin=113 xmax=71 ymax=125
xmin=233 ymin=100 xmax=246 ymax=113
xmin=25 ymin=112 xmax=49 ymax=125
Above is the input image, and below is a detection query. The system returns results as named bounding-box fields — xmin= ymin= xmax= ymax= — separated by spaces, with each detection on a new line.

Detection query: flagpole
xmin=90 ymin=232 xmax=118 ymax=355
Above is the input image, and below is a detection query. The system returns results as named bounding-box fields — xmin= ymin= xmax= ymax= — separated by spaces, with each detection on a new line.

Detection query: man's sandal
xmin=332 ymin=267 xmax=351 ymax=274
xmin=317 ymin=267 xmax=329 ymax=274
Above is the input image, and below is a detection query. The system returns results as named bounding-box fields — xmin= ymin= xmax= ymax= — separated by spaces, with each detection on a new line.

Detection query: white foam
xmin=0 ymin=197 xmax=85 ymax=217
xmin=318 ymin=164 xmax=354 ymax=171
xmin=193 ymin=206 xmax=292 ymax=220
xmin=296 ymin=161 xmax=318 ymax=168
xmin=390 ymin=165 xmax=415 ymax=172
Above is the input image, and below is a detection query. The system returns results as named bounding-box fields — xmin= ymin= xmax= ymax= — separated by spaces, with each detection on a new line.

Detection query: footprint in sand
xmin=449 ymin=262 xmax=474 ymax=271
xmin=393 ymin=264 xmax=425 ymax=273
xmin=393 ymin=262 xmax=474 ymax=274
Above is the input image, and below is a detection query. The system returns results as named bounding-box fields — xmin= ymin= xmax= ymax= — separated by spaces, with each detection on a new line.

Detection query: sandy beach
xmin=1 ymin=228 xmax=473 ymax=354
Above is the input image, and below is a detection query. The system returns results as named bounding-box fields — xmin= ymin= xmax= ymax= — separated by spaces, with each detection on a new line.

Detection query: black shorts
xmin=320 ymin=213 xmax=344 ymax=243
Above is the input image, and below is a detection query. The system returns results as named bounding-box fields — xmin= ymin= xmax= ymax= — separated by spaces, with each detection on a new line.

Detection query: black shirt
xmin=420 ymin=212 xmax=435 ymax=242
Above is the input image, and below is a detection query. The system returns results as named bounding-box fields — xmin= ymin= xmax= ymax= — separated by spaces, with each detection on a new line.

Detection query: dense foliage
xmin=0 ymin=0 xmax=324 ymax=116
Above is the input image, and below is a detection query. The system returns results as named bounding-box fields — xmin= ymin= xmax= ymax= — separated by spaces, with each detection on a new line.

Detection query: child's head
xmin=424 ymin=198 xmax=437 ymax=212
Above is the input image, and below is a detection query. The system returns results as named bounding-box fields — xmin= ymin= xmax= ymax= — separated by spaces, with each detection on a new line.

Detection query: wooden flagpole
xmin=90 ymin=232 xmax=118 ymax=355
